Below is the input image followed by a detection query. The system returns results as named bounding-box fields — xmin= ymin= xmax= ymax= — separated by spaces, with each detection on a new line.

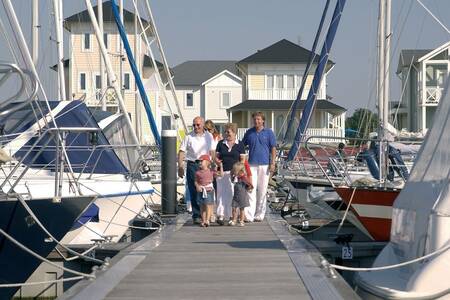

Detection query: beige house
xmin=228 ymin=39 xmax=346 ymax=142
xmin=63 ymin=2 xmax=161 ymax=143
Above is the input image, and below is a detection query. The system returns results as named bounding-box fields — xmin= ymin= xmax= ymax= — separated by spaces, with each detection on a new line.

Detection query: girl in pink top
xmin=195 ymin=155 xmax=222 ymax=227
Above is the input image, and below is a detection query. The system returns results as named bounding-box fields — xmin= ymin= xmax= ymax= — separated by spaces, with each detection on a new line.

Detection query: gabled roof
xmin=396 ymin=49 xmax=431 ymax=74
xmin=227 ymin=100 xmax=346 ymax=114
xmin=64 ymin=2 xmax=148 ymax=31
xmin=171 ymin=60 xmax=240 ymax=86
xmin=238 ymin=39 xmax=334 ymax=65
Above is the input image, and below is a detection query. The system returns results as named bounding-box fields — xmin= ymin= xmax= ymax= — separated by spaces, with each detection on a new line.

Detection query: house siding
xmin=204 ymin=73 xmax=242 ymax=124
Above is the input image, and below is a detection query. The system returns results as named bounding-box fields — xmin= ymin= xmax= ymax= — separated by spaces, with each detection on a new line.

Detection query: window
xmin=123 ymin=73 xmax=130 ymax=90
xmin=83 ymin=33 xmax=91 ymax=50
xmin=95 ymin=75 xmax=101 ymax=90
xmin=79 ymin=73 xmax=86 ymax=91
xmin=103 ymin=33 xmax=108 ymax=49
xmin=221 ymin=92 xmax=231 ymax=108
xmin=275 ymin=75 xmax=283 ymax=88
xmin=266 ymin=75 xmax=274 ymax=89
xmin=186 ymin=93 xmax=194 ymax=107
xmin=286 ymin=75 xmax=294 ymax=89
xmin=161 ymin=116 xmax=171 ymax=130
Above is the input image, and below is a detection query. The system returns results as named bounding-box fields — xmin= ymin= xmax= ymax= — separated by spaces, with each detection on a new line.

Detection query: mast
xmin=134 ymin=1 xmax=142 ymax=141
xmin=377 ymin=0 xmax=387 ymax=183
xmin=98 ymin=0 xmax=106 ymax=110
xmin=31 ymin=0 xmax=39 ymax=65
xmin=384 ymin=0 xmax=391 ymax=132
xmin=84 ymin=0 xmax=142 ymax=150
xmin=119 ymin=0 xmax=124 ymax=101
xmin=52 ymin=0 xmax=66 ymax=101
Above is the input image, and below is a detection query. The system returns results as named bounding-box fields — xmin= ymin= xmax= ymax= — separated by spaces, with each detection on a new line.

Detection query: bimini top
xmin=0 ymin=100 xmax=128 ymax=174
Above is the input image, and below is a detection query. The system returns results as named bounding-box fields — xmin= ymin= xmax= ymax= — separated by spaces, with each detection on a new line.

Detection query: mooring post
xmin=161 ymin=130 xmax=177 ymax=214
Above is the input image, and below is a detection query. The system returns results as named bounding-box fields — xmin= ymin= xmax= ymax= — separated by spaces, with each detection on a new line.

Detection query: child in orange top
xmin=229 ymin=161 xmax=253 ymax=226
xmin=195 ymin=155 xmax=222 ymax=227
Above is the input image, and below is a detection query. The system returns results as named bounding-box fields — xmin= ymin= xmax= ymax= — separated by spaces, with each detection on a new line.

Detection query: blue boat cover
xmin=0 ymin=100 xmax=128 ymax=174
xmin=72 ymin=203 xmax=100 ymax=230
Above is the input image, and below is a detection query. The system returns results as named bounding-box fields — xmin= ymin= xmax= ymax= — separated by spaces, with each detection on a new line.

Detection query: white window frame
xmin=220 ymin=91 xmax=231 ymax=108
xmin=82 ymin=33 xmax=92 ymax=52
xmin=185 ymin=92 xmax=194 ymax=109
xmin=79 ymin=72 xmax=87 ymax=92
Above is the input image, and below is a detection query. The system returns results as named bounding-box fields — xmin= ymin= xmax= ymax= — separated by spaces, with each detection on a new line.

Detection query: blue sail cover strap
xmin=281 ymin=0 xmax=331 ymax=147
xmin=287 ymin=0 xmax=346 ymax=161
xmin=110 ymin=0 xmax=161 ymax=147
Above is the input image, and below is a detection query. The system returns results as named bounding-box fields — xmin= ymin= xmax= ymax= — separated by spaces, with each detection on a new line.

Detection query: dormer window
xmin=82 ymin=33 xmax=91 ymax=51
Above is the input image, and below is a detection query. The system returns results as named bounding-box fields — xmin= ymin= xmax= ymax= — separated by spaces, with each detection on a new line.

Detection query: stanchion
xmin=161 ymin=130 xmax=177 ymax=215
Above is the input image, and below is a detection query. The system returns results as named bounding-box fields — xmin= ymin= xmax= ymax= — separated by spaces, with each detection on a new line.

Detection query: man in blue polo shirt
xmin=242 ymin=112 xmax=276 ymax=222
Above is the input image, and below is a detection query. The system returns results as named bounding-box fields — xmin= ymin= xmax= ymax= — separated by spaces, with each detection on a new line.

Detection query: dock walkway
xmin=61 ymin=213 xmax=358 ymax=300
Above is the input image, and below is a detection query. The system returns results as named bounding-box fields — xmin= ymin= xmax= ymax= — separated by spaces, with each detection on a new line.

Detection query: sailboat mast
xmin=384 ymin=0 xmax=391 ymax=131
xmin=52 ymin=0 xmax=66 ymax=101
xmin=31 ymin=0 xmax=39 ymax=65
xmin=377 ymin=0 xmax=387 ymax=183
xmin=98 ymin=0 xmax=106 ymax=110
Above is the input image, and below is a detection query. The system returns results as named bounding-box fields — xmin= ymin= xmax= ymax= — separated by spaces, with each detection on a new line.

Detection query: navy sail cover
xmin=0 ymin=100 xmax=128 ymax=174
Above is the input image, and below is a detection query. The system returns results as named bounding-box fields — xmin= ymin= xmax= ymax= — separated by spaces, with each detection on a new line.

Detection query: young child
xmin=229 ymin=161 xmax=253 ymax=226
xmin=195 ymin=154 xmax=222 ymax=227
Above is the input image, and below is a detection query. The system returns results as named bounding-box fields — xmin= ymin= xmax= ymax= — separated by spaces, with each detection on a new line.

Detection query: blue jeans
xmin=186 ymin=161 xmax=200 ymax=219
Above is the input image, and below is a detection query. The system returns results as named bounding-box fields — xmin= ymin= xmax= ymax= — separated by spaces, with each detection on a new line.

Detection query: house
xmin=63 ymin=2 xmax=163 ymax=144
xmin=163 ymin=60 xmax=242 ymax=131
xmin=227 ymin=39 xmax=346 ymax=141
xmin=393 ymin=40 xmax=450 ymax=132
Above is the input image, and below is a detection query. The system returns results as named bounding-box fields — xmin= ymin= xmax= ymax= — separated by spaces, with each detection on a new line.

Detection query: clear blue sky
xmin=2 ymin=0 xmax=450 ymax=114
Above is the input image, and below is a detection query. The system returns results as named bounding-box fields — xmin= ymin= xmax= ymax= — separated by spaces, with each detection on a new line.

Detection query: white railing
xmin=248 ymin=88 xmax=301 ymax=100
xmin=236 ymin=127 xmax=344 ymax=143
xmin=425 ymin=87 xmax=443 ymax=104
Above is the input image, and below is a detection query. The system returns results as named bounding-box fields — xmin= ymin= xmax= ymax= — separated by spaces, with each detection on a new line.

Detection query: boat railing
xmin=0 ymin=62 xmax=38 ymax=116
xmin=300 ymin=136 xmax=414 ymax=187
xmin=0 ymin=126 xmax=155 ymax=201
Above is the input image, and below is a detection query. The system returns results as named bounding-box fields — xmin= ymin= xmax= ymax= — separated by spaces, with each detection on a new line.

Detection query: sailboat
xmin=354 ymin=52 xmax=450 ymax=300
xmin=333 ymin=0 xmax=406 ymax=242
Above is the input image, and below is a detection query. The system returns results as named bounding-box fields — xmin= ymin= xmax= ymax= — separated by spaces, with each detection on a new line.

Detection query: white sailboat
xmin=355 ymin=38 xmax=450 ymax=300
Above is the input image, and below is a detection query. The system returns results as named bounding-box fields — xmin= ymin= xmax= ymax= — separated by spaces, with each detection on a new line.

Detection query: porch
xmin=228 ymin=100 xmax=346 ymax=143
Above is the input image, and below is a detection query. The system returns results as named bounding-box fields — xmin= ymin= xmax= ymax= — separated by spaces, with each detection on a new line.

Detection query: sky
xmin=1 ymin=0 xmax=450 ymax=114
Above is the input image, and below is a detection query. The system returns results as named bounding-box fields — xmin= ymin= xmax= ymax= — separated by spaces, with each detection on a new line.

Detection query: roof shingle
xmin=227 ymin=100 xmax=346 ymax=113
xmin=238 ymin=39 xmax=334 ymax=65
xmin=171 ymin=61 xmax=240 ymax=86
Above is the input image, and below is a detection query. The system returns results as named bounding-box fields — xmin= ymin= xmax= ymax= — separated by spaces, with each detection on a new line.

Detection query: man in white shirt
xmin=178 ymin=116 xmax=215 ymax=223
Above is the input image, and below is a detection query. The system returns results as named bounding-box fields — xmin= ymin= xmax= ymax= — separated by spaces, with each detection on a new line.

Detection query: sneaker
xmin=217 ymin=217 xmax=224 ymax=226
xmin=210 ymin=215 xmax=216 ymax=223
xmin=200 ymin=223 xmax=206 ymax=227
xmin=254 ymin=218 xmax=263 ymax=222
xmin=244 ymin=219 xmax=253 ymax=223
xmin=193 ymin=218 xmax=202 ymax=224
xmin=186 ymin=202 xmax=192 ymax=213
xmin=205 ymin=221 xmax=210 ymax=227
xmin=228 ymin=220 xmax=236 ymax=226
xmin=238 ymin=221 xmax=245 ymax=227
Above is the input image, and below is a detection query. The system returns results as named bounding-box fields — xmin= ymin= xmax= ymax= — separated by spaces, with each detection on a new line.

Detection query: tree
xmin=346 ymin=108 xmax=379 ymax=139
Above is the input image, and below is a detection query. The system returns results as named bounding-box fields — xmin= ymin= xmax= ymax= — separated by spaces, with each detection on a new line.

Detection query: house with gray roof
xmin=162 ymin=60 xmax=242 ymax=130
xmin=228 ymin=39 xmax=345 ymax=141
xmin=393 ymin=40 xmax=450 ymax=132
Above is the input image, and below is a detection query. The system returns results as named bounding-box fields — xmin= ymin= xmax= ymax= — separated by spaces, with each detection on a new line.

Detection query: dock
xmin=60 ymin=212 xmax=359 ymax=300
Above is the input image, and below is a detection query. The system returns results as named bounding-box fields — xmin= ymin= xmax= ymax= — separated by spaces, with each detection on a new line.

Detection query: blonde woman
xmin=215 ymin=123 xmax=247 ymax=225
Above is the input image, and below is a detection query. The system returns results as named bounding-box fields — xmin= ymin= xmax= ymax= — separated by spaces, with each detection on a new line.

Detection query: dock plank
xmin=104 ymin=221 xmax=310 ymax=300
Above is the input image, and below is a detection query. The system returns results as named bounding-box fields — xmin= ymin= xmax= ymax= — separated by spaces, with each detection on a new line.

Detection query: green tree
xmin=346 ymin=108 xmax=379 ymax=138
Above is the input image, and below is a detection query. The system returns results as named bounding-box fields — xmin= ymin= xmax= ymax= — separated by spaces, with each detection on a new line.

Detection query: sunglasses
xmin=193 ymin=123 xmax=202 ymax=127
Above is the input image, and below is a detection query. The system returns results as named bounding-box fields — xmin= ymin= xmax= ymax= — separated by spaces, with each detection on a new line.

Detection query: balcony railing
xmin=425 ymin=86 xmax=444 ymax=104
xmin=237 ymin=127 xmax=344 ymax=143
xmin=248 ymin=88 xmax=302 ymax=100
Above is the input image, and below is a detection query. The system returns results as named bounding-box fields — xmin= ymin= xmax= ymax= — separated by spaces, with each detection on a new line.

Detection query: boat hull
xmin=334 ymin=186 xmax=400 ymax=241
xmin=0 ymin=195 xmax=94 ymax=299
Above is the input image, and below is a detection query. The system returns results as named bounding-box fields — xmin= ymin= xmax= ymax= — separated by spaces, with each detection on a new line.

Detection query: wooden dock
xmin=60 ymin=213 xmax=359 ymax=300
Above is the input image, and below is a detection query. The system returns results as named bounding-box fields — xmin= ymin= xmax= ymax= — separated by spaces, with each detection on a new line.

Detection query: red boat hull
xmin=334 ymin=186 xmax=400 ymax=241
